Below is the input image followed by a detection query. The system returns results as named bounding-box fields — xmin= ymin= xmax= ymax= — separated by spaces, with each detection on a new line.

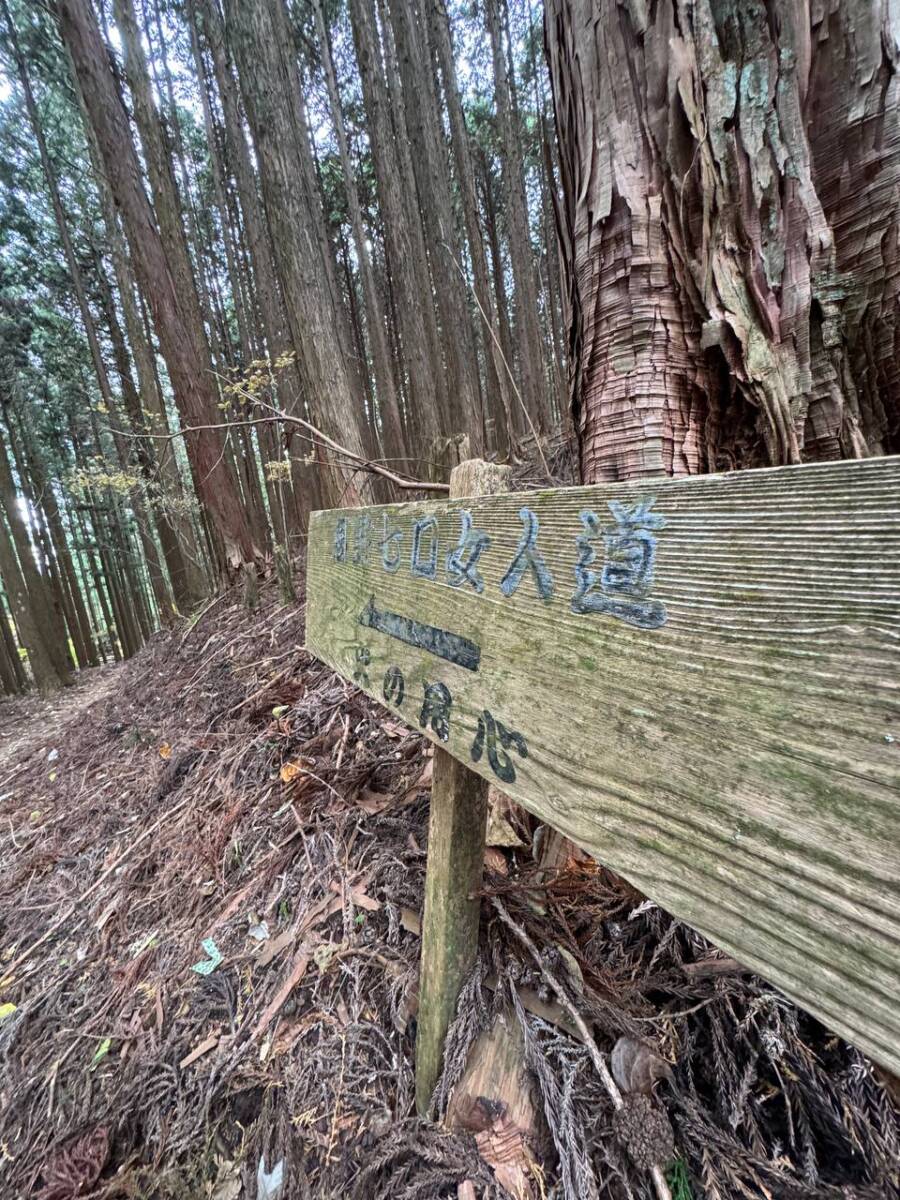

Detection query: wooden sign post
xmin=415 ymin=459 xmax=511 ymax=1114
xmin=306 ymin=456 xmax=900 ymax=1078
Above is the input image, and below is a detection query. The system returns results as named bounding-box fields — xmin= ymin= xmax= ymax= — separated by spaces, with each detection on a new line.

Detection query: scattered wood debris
xmin=0 ymin=568 xmax=896 ymax=1199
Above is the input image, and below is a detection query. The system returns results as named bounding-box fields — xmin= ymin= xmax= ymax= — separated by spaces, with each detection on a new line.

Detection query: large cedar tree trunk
xmin=546 ymin=0 xmax=899 ymax=482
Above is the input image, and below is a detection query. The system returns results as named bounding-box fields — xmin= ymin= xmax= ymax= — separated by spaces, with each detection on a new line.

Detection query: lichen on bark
xmin=546 ymin=0 xmax=900 ymax=482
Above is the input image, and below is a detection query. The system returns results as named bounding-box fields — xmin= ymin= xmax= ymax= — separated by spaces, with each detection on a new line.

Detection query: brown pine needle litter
xmin=0 ymin=560 xmax=897 ymax=1200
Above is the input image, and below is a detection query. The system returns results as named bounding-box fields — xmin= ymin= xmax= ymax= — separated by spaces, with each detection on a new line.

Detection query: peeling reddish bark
xmin=546 ymin=0 xmax=900 ymax=483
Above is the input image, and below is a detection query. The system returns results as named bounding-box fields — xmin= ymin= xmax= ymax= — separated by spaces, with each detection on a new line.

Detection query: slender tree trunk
xmin=192 ymin=0 xmax=313 ymax=532
xmin=0 ymin=589 xmax=24 ymax=694
xmin=92 ymin=501 xmax=140 ymax=658
xmin=43 ymin=501 xmax=97 ymax=669
xmin=525 ymin=0 xmax=568 ymax=427
xmin=0 ymin=428 xmax=70 ymax=685
xmin=545 ymin=0 xmax=899 ymax=481
xmin=386 ymin=0 xmax=481 ymax=444
xmin=223 ymin=0 xmax=375 ymax=506
xmin=20 ymin=410 xmax=100 ymax=668
xmin=6 ymin=417 xmax=93 ymax=669
xmin=57 ymin=0 xmax=259 ymax=572
xmin=487 ymin=0 xmax=546 ymax=433
xmin=145 ymin=0 xmax=231 ymax=366
xmin=187 ymin=12 xmax=255 ymax=359
xmin=80 ymin=110 xmax=206 ymax=606
xmin=8 ymin=0 xmax=198 ymax=623
xmin=312 ymin=0 xmax=405 ymax=462
xmin=0 ymin=502 xmax=67 ymax=691
xmin=127 ymin=0 xmax=255 ymax=536
xmin=349 ymin=0 xmax=443 ymax=449
xmin=87 ymin=260 xmax=179 ymax=619
xmin=428 ymin=0 xmax=514 ymax=455
xmin=74 ymin=502 xmax=119 ymax=662
xmin=540 ymin=124 xmax=568 ymax=429
xmin=479 ymin=153 xmax=516 ymax=409
xmin=4 ymin=423 xmax=78 ymax=665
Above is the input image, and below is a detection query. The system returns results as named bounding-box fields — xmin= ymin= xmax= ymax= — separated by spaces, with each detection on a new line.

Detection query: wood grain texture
xmin=415 ymin=753 xmax=488 ymax=1116
xmin=306 ymin=456 xmax=900 ymax=1072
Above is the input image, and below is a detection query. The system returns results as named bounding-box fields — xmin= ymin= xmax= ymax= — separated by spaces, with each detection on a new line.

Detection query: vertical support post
xmin=415 ymin=458 xmax=512 ymax=1117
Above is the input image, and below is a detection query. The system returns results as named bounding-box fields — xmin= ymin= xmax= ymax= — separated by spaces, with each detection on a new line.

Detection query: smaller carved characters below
xmin=383 ymin=665 xmax=405 ymax=705
xmin=353 ymin=644 xmax=371 ymax=688
xmin=419 ymin=680 xmax=453 ymax=742
xmin=471 ymin=709 xmax=528 ymax=783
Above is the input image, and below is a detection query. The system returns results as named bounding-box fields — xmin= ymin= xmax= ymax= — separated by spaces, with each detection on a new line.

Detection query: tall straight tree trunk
xmin=524 ymin=0 xmax=568 ymax=428
xmin=540 ymin=123 xmax=568 ymax=429
xmin=223 ymin=0 xmax=375 ymax=507
xmin=0 ymin=589 xmax=25 ymax=694
xmin=23 ymin=437 xmax=98 ymax=668
xmin=56 ymin=0 xmax=259 ymax=573
xmin=13 ymin=0 xmax=199 ymax=612
xmin=0 ymin=435 xmax=69 ymax=690
xmin=486 ymin=0 xmax=547 ymax=434
xmin=192 ymin=0 xmax=313 ymax=532
xmin=25 ymin=409 xmax=99 ymax=665
xmin=145 ymin=0 xmax=232 ymax=369
xmin=7 ymin=0 xmax=173 ymax=607
xmin=186 ymin=11 xmax=255 ymax=360
xmin=545 ymin=0 xmax=899 ymax=482
xmin=83 ymin=347 xmax=173 ymax=626
xmin=0 ymin=517 xmax=64 ymax=690
xmin=428 ymin=0 xmax=514 ymax=455
xmin=78 ymin=98 xmax=207 ymax=606
xmin=479 ymin=153 xmax=516 ymax=400
xmin=349 ymin=0 xmax=444 ymax=450
xmin=386 ymin=0 xmax=482 ymax=444
xmin=312 ymin=0 xmax=405 ymax=463
xmin=90 ymin=245 xmax=201 ymax=612
xmin=115 ymin=0 xmax=262 ymax=552
xmin=5 ymin=415 xmax=94 ymax=669
xmin=92 ymin=500 xmax=140 ymax=658
xmin=74 ymin=501 xmax=119 ymax=662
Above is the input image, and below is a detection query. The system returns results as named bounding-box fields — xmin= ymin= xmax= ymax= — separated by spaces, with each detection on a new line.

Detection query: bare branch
xmin=107 ymin=405 xmax=449 ymax=494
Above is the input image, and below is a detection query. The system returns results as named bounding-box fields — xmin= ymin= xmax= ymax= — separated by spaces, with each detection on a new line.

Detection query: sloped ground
xmin=0 ymin=665 xmax=118 ymax=779
xmin=0 ymin=565 xmax=897 ymax=1200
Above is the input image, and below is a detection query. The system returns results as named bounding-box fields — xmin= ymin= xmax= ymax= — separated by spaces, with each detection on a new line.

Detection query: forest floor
xmin=0 ymin=563 xmax=897 ymax=1200
xmin=0 ymin=665 xmax=118 ymax=779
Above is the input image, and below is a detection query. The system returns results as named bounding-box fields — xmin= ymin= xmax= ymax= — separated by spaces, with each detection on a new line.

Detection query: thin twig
xmin=110 ymin=395 xmax=449 ymax=494
xmin=326 ymin=1032 xmax=348 ymax=1163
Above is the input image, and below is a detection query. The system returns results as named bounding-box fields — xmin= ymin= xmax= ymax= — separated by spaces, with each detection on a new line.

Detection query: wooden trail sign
xmin=306 ymin=456 xmax=900 ymax=1074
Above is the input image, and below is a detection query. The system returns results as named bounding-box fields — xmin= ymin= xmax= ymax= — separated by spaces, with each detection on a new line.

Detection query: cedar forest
xmin=0 ymin=1 xmax=898 ymax=1198
xmin=1 ymin=0 xmax=895 ymax=689
xmin=0 ymin=0 xmax=572 ymax=684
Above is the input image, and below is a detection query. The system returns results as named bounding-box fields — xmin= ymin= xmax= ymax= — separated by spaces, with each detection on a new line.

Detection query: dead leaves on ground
xmin=35 ymin=1127 xmax=109 ymax=1200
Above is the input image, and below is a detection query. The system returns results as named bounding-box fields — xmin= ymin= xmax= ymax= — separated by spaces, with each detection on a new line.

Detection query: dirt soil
xmin=0 ymin=567 xmax=897 ymax=1200
xmin=0 ymin=666 xmax=118 ymax=779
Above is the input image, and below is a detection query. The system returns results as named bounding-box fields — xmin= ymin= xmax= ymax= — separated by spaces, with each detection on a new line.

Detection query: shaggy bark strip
xmin=545 ymin=0 xmax=900 ymax=481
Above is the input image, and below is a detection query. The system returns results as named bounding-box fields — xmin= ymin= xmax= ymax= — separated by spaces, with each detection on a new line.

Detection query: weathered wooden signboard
xmin=306 ymin=456 xmax=900 ymax=1074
